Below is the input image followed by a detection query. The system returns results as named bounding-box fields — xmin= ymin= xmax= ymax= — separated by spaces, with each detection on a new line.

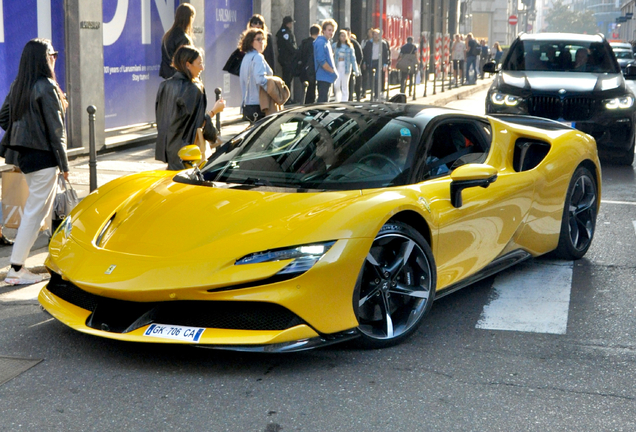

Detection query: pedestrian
xmin=159 ymin=3 xmax=195 ymax=79
xmin=362 ymin=29 xmax=390 ymax=98
xmin=396 ymin=36 xmax=418 ymax=93
xmin=451 ymin=34 xmax=465 ymax=85
xmin=155 ymin=45 xmax=225 ymax=170
xmin=343 ymin=28 xmax=363 ymax=101
xmin=465 ymin=33 xmax=479 ymax=84
xmin=239 ymin=28 xmax=273 ymax=122
xmin=276 ymin=16 xmax=298 ymax=98
xmin=0 ymin=39 xmax=69 ymax=285
xmin=361 ymin=28 xmax=375 ymax=98
xmin=314 ymin=19 xmax=338 ymax=103
xmin=247 ymin=14 xmax=276 ymax=72
xmin=298 ymin=24 xmax=320 ymax=104
xmin=332 ymin=30 xmax=360 ymax=102
xmin=479 ymin=39 xmax=490 ymax=79
xmin=493 ymin=41 xmax=503 ymax=64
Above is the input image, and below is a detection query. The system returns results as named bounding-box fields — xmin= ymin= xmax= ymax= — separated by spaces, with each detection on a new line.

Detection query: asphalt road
xmin=1 ymin=91 xmax=635 ymax=432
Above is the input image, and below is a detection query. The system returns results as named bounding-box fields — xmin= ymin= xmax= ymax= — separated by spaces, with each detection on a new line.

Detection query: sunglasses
xmin=48 ymin=51 xmax=58 ymax=60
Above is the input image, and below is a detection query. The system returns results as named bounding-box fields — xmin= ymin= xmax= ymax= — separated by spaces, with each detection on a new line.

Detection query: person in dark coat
xmin=159 ymin=3 xmax=195 ymax=79
xmin=248 ymin=14 xmax=276 ymax=73
xmin=298 ymin=24 xmax=320 ymax=104
xmin=276 ymin=16 xmax=298 ymax=96
xmin=0 ymin=39 xmax=69 ymax=285
xmin=343 ymin=28 xmax=363 ymax=101
xmin=155 ymin=45 xmax=226 ymax=170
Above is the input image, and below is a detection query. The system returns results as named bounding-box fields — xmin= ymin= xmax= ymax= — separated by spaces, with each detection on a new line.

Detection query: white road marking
xmin=633 ymin=221 xmax=636 ymax=237
xmin=28 ymin=318 xmax=54 ymax=328
xmin=601 ymin=200 xmax=636 ymax=206
xmin=476 ymin=260 xmax=573 ymax=334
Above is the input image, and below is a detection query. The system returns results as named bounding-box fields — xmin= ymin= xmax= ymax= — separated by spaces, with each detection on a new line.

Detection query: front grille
xmin=46 ymin=272 xmax=305 ymax=334
xmin=528 ymin=96 xmax=595 ymax=121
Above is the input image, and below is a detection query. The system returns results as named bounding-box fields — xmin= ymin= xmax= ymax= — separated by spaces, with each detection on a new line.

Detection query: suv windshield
xmin=504 ymin=40 xmax=619 ymax=73
xmin=198 ymin=109 xmax=421 ymax=190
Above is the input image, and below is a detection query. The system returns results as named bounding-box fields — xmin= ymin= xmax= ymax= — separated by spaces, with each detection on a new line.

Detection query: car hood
xmin=65 ymin=174 xmax=368 ymax=258
xmin=499 ymin=71 xmax=626 ymax=93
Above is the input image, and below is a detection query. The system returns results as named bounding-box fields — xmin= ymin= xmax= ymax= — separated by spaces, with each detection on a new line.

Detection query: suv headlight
xmin=490 ymin=92 xmax=522 ymax=106
xmin=604 ymin=95 xmax=634 ymax=109
xmin=236 ymin=241 xmax=336 ymax=276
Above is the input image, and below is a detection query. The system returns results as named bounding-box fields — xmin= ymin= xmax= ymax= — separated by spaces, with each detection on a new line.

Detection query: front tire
xmin=354 ymin=221 xmax=436 ymax=348
xmin=554 ymin=166 xmax=598 ymax=259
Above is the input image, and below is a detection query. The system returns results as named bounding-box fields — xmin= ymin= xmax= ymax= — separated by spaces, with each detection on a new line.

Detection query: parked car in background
xmin=484 ymin=33 xmax=636 ymax=165
xmin=610 ymin=41 xmax=635 ymax=72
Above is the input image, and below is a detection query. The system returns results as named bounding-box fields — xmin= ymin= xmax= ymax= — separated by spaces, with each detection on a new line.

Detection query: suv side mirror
xmin=483 ymin=61 xmax=498 ymax=74
xmin=625 ymin=63 xmax=636 ymax=80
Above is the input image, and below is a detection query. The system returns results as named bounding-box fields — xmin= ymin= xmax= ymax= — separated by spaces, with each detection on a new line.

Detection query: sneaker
xmin=4 ymin=268 xmax=45 ymax=285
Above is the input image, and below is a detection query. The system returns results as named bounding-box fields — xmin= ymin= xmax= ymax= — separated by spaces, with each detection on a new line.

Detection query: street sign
xmin=509 ymin=15 xmax=518 ymax=25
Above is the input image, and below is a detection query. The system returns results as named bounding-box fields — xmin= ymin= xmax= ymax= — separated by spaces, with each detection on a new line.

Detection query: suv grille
xmin=528 ymin=96 xmax=594 ymax=121
xmin=46 ymin=272 xmax=305 ymax=334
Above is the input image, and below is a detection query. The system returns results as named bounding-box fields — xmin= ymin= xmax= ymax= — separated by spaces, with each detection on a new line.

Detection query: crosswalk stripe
xmin=476 ymin=260 xmax=573 ymax=334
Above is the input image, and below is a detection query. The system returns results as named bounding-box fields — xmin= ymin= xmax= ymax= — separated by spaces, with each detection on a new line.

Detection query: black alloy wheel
xmin=354 ymin=221 xmax=436 ymax=348
xmin=554 ymin=166 xmax=598 ymax=259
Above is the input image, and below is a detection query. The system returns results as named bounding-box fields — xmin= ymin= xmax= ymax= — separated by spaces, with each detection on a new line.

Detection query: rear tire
xmin=354 ymin=221 xmax=436 ymax=349
xmin=554 ymin=166 xmax=598 ymax=259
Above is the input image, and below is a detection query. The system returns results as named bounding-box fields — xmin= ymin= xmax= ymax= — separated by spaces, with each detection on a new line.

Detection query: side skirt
xmin=434 ymin=250 xmax=533 ymax=300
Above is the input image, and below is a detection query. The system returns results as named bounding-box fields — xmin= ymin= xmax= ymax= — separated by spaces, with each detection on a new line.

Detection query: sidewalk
xmin=0 ymin=76 xmax=494 ymax=289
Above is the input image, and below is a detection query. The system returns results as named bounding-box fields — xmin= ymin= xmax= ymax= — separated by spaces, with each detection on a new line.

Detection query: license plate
xmin=143 ymin=324 xmax=204 ymax=343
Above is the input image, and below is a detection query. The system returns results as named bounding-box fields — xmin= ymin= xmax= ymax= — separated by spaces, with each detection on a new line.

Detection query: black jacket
xmin=0 ymin=78 xmax=69 ymax=172
xmin=160 ymin=28 xmax=193 ymax=79
xmin=298 ymin=36 xmax=315 ymax=81
xmin=351 ymin=37 xmax=363 ymax=66
xmin=276 ymin=26 xmax=297 ymax=68
xmin=264 ymin=33 xmax=276 ymax=72
xmin=363 ymin=39 xmax=390 ymax=67
xmin=155 ymin=72 xmax=218 ymax=170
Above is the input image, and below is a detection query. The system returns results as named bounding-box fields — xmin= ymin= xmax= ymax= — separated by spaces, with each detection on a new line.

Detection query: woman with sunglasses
xmin=0 ymin=38 xmax=69 ymax=285
xmin=239 ymin=28 xmax=273 ymax=123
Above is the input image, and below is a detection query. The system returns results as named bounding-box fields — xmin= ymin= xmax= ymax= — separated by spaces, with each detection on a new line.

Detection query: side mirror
xmin=482 ymin=61 xmax=498 ymax=74
xmin=177 ymin=144 xmax=204 ymax=168
xmin=449 ymin=164 xmax=498 ymax=208
xmin=624 ymin=63 xmax=636 ymax=80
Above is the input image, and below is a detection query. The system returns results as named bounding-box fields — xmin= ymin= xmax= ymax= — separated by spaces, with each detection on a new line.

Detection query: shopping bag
xmin=2 ymin=171 xmax=29 ymax=229
xmin=53 ymin=174 xmax=79 ymax=221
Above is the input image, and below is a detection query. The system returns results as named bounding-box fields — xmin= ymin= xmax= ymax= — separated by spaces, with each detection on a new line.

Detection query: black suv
xmin=484 ymin=33 xmax=636 ymax=165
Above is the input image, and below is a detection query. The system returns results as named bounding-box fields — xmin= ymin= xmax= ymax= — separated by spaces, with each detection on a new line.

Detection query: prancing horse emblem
xmin=105 ymin=265 xmax=116 ymax=275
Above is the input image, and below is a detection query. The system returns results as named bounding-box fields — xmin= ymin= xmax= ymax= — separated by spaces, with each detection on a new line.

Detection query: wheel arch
xmin=578 ymin=158 xmax=601 ymax=200
xmin=386 ymin=210 xmax=432 ymax=247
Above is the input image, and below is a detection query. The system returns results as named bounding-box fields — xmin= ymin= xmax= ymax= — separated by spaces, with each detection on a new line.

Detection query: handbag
xmin=53 ymin=174 xmax=80 ymax=221
xmin=222 ymin=49 xmax=245 ymax=76
xmin=2 ymin=171 xmax=30 ymax=229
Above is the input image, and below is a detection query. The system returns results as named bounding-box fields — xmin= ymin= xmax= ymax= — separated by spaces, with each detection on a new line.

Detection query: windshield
xmin=199 ymin=108 xmax=421 ymax=190
xmin=504 ymin=40 xmax=619 ymax=73
xmin=613 ymin=48 xmax=634 ymax=60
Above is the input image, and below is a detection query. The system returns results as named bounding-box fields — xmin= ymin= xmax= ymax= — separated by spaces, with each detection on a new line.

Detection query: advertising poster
xmin=204 ymin=0 xmax=252 ymax=109
xmin=103 ymin=0 xmax=175 ymax=129
xmin=0 ymin=0 xmax=65 ymax=140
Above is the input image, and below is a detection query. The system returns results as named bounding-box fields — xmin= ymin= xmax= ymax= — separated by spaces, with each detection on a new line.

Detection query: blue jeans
xmin=466 ymin=55 xmax=478 ymax=83
xmin=317 ymin=81 xmax=332 ymax=102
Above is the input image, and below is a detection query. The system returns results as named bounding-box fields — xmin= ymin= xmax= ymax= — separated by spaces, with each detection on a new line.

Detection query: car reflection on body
xmin=40 ymin=103 xmax=601 ymax=352
xmin=485 ymin=33 xmax=636 ymax=165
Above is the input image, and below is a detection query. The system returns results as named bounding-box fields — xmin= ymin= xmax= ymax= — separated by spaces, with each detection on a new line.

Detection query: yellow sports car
xmin=39 ymin=103 xmax=601 ymax=352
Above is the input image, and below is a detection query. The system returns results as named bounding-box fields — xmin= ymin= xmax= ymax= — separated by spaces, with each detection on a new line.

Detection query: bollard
xmin=87 ymin=105 xmax=98 ymax=192
xmin=372 ymin=68 xmax=377 ymax=101
xmin=433 ymin=66 xmax=437 ymax=95
xmin=411 ymin=65 xmax=416 ymax=101
xmin=441 ymin=62 xmax=446 ymax=92
xmin=385 ymin=66 xmax=390 ymax=100
xmin=214 ymin=88 xmax=222 ymax=134
xmin=423 ymin=66 xmax=428 ymax=98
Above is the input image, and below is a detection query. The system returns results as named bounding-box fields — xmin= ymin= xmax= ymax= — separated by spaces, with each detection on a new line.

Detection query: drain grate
xmin=0 ymin=356 xmax=42 ymax=387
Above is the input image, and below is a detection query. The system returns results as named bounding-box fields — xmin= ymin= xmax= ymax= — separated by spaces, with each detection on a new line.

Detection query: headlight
xmin=236 ymin=241 xmax=336 ymax=275
xmin=490 ymin=92 xmax=522 ymax=106
xmin=604 ymin=95 xmax=635 ymax=109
